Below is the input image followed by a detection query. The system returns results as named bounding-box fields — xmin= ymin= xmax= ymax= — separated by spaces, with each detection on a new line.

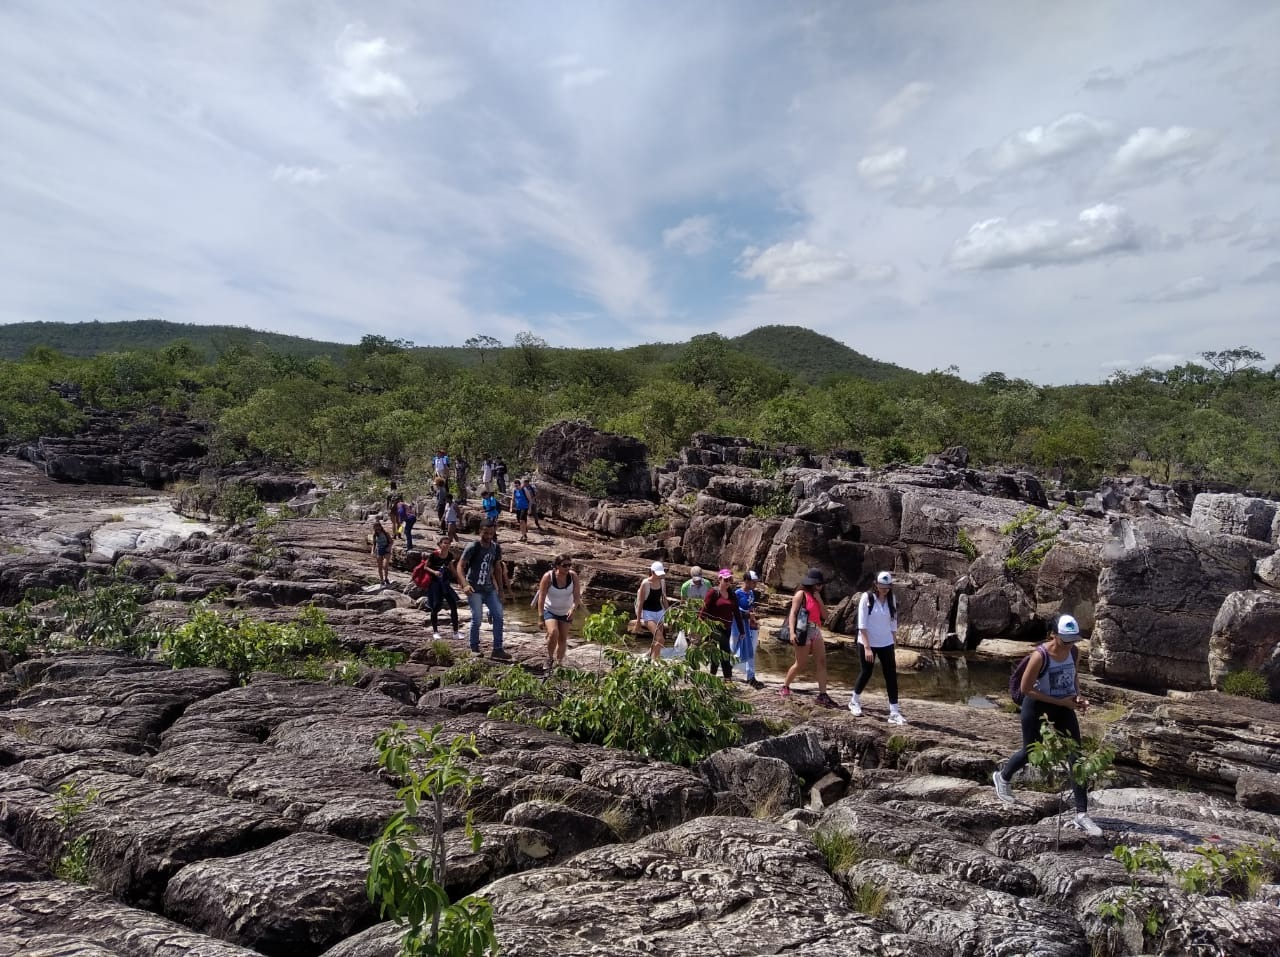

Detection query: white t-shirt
xmin=857 ymin=592 xmax=897 ymax=648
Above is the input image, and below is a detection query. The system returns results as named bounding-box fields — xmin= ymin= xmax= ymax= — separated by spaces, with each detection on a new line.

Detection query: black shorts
xmin=516 ymin=508 xmax=529 ymax=521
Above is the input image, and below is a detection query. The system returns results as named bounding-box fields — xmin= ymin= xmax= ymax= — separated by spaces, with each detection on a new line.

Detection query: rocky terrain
xmin=2 ymin=419 xmax=1280 ymax=956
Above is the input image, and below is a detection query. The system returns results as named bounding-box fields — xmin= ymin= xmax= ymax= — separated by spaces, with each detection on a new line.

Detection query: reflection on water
xmin=503 ymin=596 xmax=1009 ymax=708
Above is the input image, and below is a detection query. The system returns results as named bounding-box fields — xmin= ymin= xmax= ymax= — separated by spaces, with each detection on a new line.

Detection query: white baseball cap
xmin=1056 ymin=614 xmax=1081 ymax=640
xmin=876 ymin=571 xmax=893 ymax=586
xmin=690 ymin=566 xmax=703 ymax=580
xmin=650 ymin=561 xmax=666 ymax=576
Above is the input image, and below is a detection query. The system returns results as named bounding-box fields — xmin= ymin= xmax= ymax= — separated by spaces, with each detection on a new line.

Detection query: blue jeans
xmin=402 ymin=517 xmax=416 ymax=550
xmin=467 ymin=585 xmax=504 ymax=652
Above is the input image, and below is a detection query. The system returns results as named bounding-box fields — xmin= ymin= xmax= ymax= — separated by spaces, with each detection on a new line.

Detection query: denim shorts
xmin=543 ymin=610 xmax=571 ymax=622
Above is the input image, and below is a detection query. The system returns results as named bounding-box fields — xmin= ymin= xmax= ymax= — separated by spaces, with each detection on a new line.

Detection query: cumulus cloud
xmin=272 ymin=165 xmax=327 ymax=185
xmin=949 ymin=203 xmax=1140 ymax=270
xmin=330 ymin=28 xmax=419 ymax=115
xmin=739 ymin=241 xmax=895 ymax=289
xmin=873 ymin=81 xmax=932 ymax=131
xmin=857 ymin=146 xmax=908 ymax=187
xmin=662 ymin=215 xmax=716 ymax=255
xmin=1106 ymin=126 xmax=1216 ymax=178
xmin=1138 ymin=275 xmax=1219 ymax=302
xmin=973 ymin=113 xmax=1113 ymax=173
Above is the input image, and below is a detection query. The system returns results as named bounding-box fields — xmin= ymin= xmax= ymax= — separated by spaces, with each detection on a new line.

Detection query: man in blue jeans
xmin=457 ymin=522 xmax=512 ymax=660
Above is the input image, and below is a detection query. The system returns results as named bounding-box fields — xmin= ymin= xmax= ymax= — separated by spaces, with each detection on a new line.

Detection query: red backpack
xmin=411 ymin=560 xmax=435 ymax=589
xmin=1009 ymin=643 xmax=1079 ymax=705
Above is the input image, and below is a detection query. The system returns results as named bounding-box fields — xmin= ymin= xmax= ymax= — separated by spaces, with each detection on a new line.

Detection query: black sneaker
xmin=747 ymin=678 xmax=764 ymax=689
xmin=491 ymin=648 xmax=512 ymax=661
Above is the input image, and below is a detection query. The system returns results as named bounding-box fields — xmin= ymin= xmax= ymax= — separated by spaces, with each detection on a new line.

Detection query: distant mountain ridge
xmin=0 ymin=318 xmax=915 ymax=382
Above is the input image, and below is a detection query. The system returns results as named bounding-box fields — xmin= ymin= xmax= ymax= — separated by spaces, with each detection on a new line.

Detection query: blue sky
xmin=1 ymin=1 xmax=1277 ymax=383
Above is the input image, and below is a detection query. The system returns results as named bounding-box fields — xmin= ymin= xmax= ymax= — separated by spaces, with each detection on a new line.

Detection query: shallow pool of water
xmin=502 ymin=598 xmax=1009 ymax=707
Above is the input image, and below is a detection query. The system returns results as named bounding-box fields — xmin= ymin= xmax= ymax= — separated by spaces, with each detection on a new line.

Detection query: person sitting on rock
xmin=849 ymin=571 xmax=906 ymax=724
xmin=370 ymin=516 xmax=393 ymax=587
xmin=636 ymin=561 xmax=670 ymax=661
xmin=779 ymin=568 xmax=837 ymax=707
xmin=993 ymin=614 xmax=1102 ymax=836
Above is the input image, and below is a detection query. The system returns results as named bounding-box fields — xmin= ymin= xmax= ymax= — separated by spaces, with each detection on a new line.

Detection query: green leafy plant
xmin=215 ymin=480 xmax=263 ymax=524
xmin=35 ymin=575 xmax=159 ymax=656
xmin=52 ymin=780 xmax=100 ymax=884
xmin=367 ymin=723 xmax=499 ymax=957
xmin=850 ymin=880 xmax=888 ymax=917
xmin=884 ymin=734 xmax=916 ymax=762
xmin=1000 ymin=504 xmax=1065 ymax=573
xmin=1174 ymin=840 xmax=1278 ymax=900
xmin=637 ymin=516 xmax=669 ymax=536
xmin=1026 ymin=716 xmax=1115 ymax=849
xmin=490 ymin=604 xmax=747 ymax=766
xmin=957 ymin=527 xmax=979 ymax=561
xmin=441 ymin=658 xmax=496 ymax=687
xmin=1220 ymin=669 xmax=1270 ymax=701
xmin=571 ymin=458 xmax=620 ymax=499
xmin=750 ymin=486 xmax=794 ymax=519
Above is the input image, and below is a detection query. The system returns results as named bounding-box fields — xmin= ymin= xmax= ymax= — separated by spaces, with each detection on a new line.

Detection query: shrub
xmin=957 ymin=528 xmax=979 ymax=561
xmin=215 ymin=481 xmax=262 ymax=524
xmin=35 ymin=576 xmax=159 ymax=656
xmin=638 ymin=516 xmax=669 ymax=536
xmin=1027 ymin=716 xmax=1116 ymax=849
xmin=1221 ymin=670 xmax=1270 ymax=701
xmin=571 ymin=458 xmax=620 ymax=499
xmin=813 ymin=830 xmax=863 ymax=873
xmin=53 ymin=781 xmax=99 ymax=885
xmin=751 ymin=487 xmax=794 ymax=519
xmin=368 ymin=723 xmax=498 ymax=957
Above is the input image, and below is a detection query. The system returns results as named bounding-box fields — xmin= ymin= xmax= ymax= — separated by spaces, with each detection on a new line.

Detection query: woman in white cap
xmin=636 ymin=560 xmax=670 ymax=661
xmin=849 ymin=571 xmax=906 ymax=724
xmin=992 ymin=613 xmax=1101 ymax=837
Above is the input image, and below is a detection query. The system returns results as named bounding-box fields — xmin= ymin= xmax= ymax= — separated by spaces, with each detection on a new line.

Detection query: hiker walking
xmin=458 ymin=522 xmax=512 ymax=660
xmin=454 ymin=455 xmax=469 ymax=504
xmin=779 ymin=568 xmax=837 ymax=707
xmin=849 ymin=571 xmax=906 ymax=724
xmin=494 ymin=458 xmax=508 ymax=494
xmin=636 ymin=561 xmax=669 ymax=661
xmin=534 ymin=553 xmax=580 ymax=670
xmin=481 ymin=458 xmax=495 ymax=494
xmin=434 ymin=477 xmax=448 ymax=530
xmin=700 ymin=569 xmax=748 ymax=682
xmin=511 ymin=479 xmax=531 ymax=542
xmin=733 ymin=571 xmax=764 ymax=689
xmin=433 ymin=449 xmax=450 ymax=482
xmin=524 ymin=476 xmax=545 ymax=531
xmin=481 ymin=488 xmax=501 ymax=532
xmin=370 ymin=517 xmax=393 ymax=586
xmin=992 ymin=614 xmax=1101 ymax=836
xmin=412 ymin=537 xmax=461 ymax=637
xmin=680 ymin=566 xmax=710 ymax=603
xmin=443 ymin=494 xmax=459 ymax=540
xmin=401 ymin=499 xmax=417 ymax=550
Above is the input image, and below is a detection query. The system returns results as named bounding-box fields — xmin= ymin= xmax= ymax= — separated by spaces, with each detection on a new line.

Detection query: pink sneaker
xmin=778 ymin=686 xmax=792 ymax=698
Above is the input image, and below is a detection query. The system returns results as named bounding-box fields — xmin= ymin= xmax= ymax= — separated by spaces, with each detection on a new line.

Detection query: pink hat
xmin=717 ymin=568 xmax=733 ymax=579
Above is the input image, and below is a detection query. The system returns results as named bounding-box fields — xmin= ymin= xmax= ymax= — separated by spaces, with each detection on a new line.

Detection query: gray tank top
xmin=1035 ymin=648 xmax=1077 ymax=699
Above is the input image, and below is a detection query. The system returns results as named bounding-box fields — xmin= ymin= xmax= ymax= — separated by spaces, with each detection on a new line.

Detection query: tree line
xmin=1 ymin=333 xmax=1276 ymax=493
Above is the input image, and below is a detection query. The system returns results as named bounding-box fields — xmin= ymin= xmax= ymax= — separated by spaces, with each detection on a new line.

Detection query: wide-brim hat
xmin=801 ymin=567 xmax=825 ymax=586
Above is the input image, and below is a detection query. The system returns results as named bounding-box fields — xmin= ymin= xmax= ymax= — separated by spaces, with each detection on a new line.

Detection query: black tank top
xmin=642 ymin=580 xmax=665 ymax=612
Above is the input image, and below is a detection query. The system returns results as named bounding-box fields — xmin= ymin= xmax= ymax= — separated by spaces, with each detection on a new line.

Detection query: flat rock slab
xmin=0 ymin=880 xmax=261 ymax=956
xmin=164 ymin=831 xmax=375 ymax=957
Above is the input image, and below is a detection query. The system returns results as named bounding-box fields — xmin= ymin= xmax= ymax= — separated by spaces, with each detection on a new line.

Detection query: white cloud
xmin=1245 ymin=261 xmax=1280 ymax=284
xmin=562 ymin=67 xmax=610 ymax=89
xmin=873 ymin=81 xmax=932 ymax=131
xmin=662 ymin=215 xmax=716 ymax=255
xmin=330 ymin=28 xmax=419 ymax=115
xmin=1140 ymin=275 xmax=1218 ymax=301
xmin=857 ymin=146 xmax=908 ymax=187
xmin=1107 ymin=126 xmax=1216 ymax=178
xmin=272 ymin=165 xmax=327 ymax=185
xmin=740 ymin=241 xmax=895 ymax=289
xmin=975 ymin=113 xmax=1113 ymax=173
xmin=950 ymin=203 xmax=1140 ymax=270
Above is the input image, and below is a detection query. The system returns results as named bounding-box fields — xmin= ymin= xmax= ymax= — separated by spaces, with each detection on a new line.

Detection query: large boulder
xmin=1191 ymin=493 xmax=1278 ymax=544
xmin=828 ymin=483 xmax=902 ymax=545
xmin=761 ymin=519 xmax=832 ymax=594
xmin=1208 ymin=590 xmax=1280 ymax=699
xmin=1091 ymin=519 xmax=1257 ymax=691
xmin=958 ymin=579 xmax=1036 ymax=644
xmin=1033 ymin=537 xmax=1103 ymax=632
xmin=890 ymin=576 xmax=958 ymax=650
xmin=531 ymin=420 xmax=651 ymax=498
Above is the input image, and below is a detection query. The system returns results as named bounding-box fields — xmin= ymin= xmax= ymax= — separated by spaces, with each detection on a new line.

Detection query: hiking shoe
xmin=778 ymin=686 xmax=792 ymax=699
xmin=747 ymin=677 xmax=764 ymax=689
xmin=815 ymin=692 xmax=839 ymax=709
xmin=491 ymin=648 xmax=512 ymax=661
xmin=992 ymin=771 xmax=1015 ymax=804
xmin=887 ymin=711 xmax=907 ymax=725
xmin=848 ymin=698 xmax=863 ymax=716
xmin=1073 ymin=813 xmax=1103 ymax=837
xmin=470 ymin=645 xmax=482 ymax=656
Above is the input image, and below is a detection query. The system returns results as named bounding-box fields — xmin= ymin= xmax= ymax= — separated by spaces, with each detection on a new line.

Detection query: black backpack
xmin=1009 ymin=643 xmax=1079 ymax=705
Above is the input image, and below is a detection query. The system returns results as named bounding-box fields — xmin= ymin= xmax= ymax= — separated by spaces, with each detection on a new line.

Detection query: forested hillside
xmin=729 ymin=325 xmax=915 ymax=383
xmin=0 ymin=327 xmax=1276 ymax=493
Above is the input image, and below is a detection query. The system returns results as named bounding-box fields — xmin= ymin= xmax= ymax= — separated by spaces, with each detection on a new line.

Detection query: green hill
xmin=0 ymin=320 xmax=351 ymax=361
xmin=729 ymin=325 xmax=916 ymax=384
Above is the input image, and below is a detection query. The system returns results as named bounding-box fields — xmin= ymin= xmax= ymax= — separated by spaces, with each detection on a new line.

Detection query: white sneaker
xmin=887 ymin=711 xmax=907 ymax=725
xmin=1073 ymin=813 xmax=1103 ymax=837
xmin=848 ymin=698 xmax=863 ymax=716
xmin=992 ymin=771 xmax=1015 ymax=804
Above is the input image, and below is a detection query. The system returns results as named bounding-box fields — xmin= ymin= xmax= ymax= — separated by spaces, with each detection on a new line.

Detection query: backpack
xmin=1009 ymin=643 xmax=1079 ymax=705
xmin=411 ymin=560 xmax=435 ymax=589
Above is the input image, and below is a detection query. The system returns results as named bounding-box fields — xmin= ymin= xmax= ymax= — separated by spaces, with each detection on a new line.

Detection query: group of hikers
xmin=371 ymin=473 xmax=1104 ymax=838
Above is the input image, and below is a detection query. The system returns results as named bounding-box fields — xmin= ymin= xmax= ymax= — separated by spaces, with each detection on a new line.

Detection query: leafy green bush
xmin=53 ymin=781 xmax=99 ymax=885
xmin=1001 ymin=505 xmax=1064 ymax=573
xmin=751 ymin=486 xmax=794 ymax=519
xmin=957 ymin=527 xmax=979 ymax=561
xmin=1027 ymin=717 xmax=1115 ymax=849
xmin=31 ymin=576 xmax=159 ymax=656
xmin=1221 ymin=669 xmax=1270 ymax=701
xmin=161 ymin=604 xmax=343 ymax=679
xmin=489 ymin=605 xmax=747 ymax=765
xmin=215 ymin=481 xmax=262 ymax=524
xmin=571 ymin=458 xmax=620 ymax=499
xmin=637 ymin=517 xmax=669 ymax=536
